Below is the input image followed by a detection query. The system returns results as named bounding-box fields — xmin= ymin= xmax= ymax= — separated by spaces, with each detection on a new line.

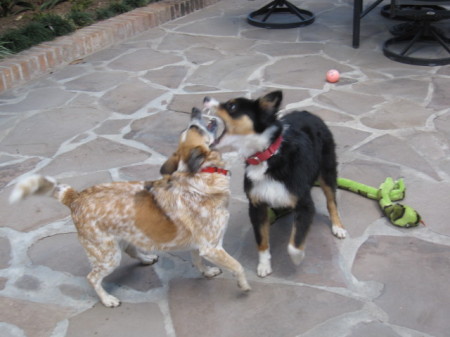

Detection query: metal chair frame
xmin=247 ymin=0 xmax=315 ymax=29
xmin=382 ymin=0 xmax=450 ymax=65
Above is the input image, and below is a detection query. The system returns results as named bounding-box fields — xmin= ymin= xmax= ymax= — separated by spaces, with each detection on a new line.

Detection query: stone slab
xmin=0 ymin=107 xmax=109 ymax=157
xmin=356 ymin=134 xmax=439 ymax=180
xmin=64 ymin=71 xmax=129 ymax=92
xmin=66 ymin=302 xmax=168 ymax=337
xmin=169 ymin=278 xmax=362 ymax=337
xmin=124 ymin=110 xmax=189 ymax=156
xmin=99 ymin=78 xmax=166 ymax=115
xmin=0 ymin=296 xmax=76 ymax=337
xmin=39 ymin=137 xmax=150 ymax=176
xmin=0 ymin=236 xmax=11 ymax=269
xmin=107 ymin=49 xmax=183 ymax=72
xmin=353 ymin=235 xmax=450 ymax=337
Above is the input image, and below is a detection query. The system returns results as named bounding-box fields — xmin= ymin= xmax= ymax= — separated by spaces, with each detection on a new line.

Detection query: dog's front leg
xmin=191 ymin=250 xmax=222 ymax=278
xmin=249 ymin=203 xmax=272 ymax=277
xmin=199 ymin=247 xmax=251 ymax=291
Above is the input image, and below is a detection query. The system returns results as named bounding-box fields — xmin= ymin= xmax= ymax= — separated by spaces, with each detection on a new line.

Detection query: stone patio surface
xmin=1 ymin=0 xmax=450 ymax=336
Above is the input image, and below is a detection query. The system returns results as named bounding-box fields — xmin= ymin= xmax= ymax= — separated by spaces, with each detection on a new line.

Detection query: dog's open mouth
xmin=206 ymin=118 xmax=225 ymax=146
xmin=207 ymin=118 xmax=227 ymax=147
xmin=215 ymin=126 xmax=227 ymax=146
xmin=204 ymin=97 xmax=226 ymax=146
xmin=207 ymin=118 xmax=218 ymax=134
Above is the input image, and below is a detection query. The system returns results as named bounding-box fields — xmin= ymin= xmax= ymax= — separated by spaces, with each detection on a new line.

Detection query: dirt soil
xmin=0 ymin=0 xmax=112 ymax=36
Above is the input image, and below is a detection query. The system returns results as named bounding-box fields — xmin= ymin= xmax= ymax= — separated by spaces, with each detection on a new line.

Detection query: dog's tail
xmin=9 ymin=175 xmax=78 ymax=207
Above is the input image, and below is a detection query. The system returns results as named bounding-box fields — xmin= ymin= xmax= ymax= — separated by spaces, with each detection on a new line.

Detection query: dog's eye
xmin=227 ymin=103 xmax=237 ymax=113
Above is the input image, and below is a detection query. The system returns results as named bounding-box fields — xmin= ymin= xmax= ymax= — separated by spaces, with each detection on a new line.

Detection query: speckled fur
xmin=10 ymin=112 xmax=250 ymax=307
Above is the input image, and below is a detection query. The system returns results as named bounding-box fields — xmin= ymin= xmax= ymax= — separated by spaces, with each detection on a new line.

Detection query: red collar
xmin=200 ymin=166 xmax=230 ymax=176
xmin=246 ymin=135 xmax=283 ymax=165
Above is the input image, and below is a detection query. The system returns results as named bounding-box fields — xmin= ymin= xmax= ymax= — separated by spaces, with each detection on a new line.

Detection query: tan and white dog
xmin=9 ymin=108 xmax=250 ymax=308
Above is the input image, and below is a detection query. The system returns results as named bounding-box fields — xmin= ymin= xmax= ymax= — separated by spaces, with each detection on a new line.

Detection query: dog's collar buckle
xmin=200 ymin=167 xmax=230 ymax=176
xmin=246 ymin=135 xmax=283 ymax=166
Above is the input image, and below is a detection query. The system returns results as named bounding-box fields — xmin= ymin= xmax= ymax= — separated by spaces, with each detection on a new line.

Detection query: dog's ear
xmin=191 ymin=107 xmax=202 ymax=121
xmin=187 ymin=146 xmax=206 ymax=173
xmin=160 ymin=152 xmax=179 ymax=175
xmin=258 ymin=91 xmax=282 ymax=115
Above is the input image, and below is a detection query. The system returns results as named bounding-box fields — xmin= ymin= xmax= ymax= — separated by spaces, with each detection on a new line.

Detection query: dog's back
xmin=264 ymin=110 xmax=338 ymax=193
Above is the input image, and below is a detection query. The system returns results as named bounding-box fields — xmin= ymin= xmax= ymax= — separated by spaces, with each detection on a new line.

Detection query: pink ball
xmin=326 ymin=69 xmax=340 ymax=83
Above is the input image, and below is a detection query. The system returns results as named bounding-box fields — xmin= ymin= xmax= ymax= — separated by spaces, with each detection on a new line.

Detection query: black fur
xmin=256 ymin=110 xmax=338 ymax=247
xmin=217 ymin=91 xmax=341 ymax=256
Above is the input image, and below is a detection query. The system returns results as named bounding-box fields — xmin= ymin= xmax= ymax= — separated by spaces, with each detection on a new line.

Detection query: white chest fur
xmin=246 ymin=163 xmax=296 ymax=208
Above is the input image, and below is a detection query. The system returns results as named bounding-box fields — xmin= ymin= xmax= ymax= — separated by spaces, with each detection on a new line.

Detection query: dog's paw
xmin=257 ymin=261 xmax=272 ymax=278
xmin=138 ymin=253 xmax=159 ymax=265
xmin=203 ymin=266 xmax=222 ymax=279
xmin=101 ymin=294 xmax=121 ymax=308
xmin=287 ymin=244 xmax=305 ymax=266
xmin=257 ymin=250 xmax=272 ymax=277
xmin=238 ymin=279 xmax=251 ymax=292
xmin=332 ymin=225 xmax=347 ymax=239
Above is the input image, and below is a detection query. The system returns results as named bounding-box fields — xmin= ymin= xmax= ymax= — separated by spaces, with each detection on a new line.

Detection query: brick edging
xmin=0 ymin=0 xmax=221 ymax=94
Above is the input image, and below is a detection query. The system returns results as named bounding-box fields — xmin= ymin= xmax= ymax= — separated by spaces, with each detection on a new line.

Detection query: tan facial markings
xmin=178 ymin=127 xmax=209 ymax=164
xmin=161 ymin=126 xmax=211 ymax=175
xmin=215 ymin=108 xmax=255 ymax=135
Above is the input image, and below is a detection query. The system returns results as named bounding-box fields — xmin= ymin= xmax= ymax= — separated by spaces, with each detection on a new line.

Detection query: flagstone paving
xmin=1 ymin=0 xmax=450 ymax=336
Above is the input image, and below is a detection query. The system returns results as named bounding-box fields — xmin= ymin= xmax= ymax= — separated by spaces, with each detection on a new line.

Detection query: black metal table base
xmin=247 ymin=0 xmax=315 ymax=29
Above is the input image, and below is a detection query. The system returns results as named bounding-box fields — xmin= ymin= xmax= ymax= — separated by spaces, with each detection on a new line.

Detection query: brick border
xmin=0 ymin=0 xmax=221 ymax=94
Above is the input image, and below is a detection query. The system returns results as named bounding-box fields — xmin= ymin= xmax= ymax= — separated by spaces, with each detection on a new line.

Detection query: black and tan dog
xmin=205 ymin=91 xmax=347 ymax=277
xmin=10 ymin=108 xmax=250 ymax=307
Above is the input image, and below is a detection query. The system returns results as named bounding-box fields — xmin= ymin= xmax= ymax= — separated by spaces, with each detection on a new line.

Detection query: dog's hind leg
xmin=191 ymin=250 xmax=222 ymax=278
xmin=318 ymin=176 xmax=347 ymax=239
xmin=288 ymin=196 xmax=314 ymax=265
xmin=80 ymin=235 xmax=122 ymax=308
xmin=200 ymin=247 xmax=250 ymax=291
xmin=124 ymin=243 xmax=159 ymax=265
xmin=249 ymin=203 xmax=272 ymax=277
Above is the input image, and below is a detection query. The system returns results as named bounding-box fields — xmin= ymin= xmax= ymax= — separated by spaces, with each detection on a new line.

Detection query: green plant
xmin=0 ymin=41 xmax=13 ymax=59
xmin=34 ymin=13 xmax=74 ymax=36
xmin=123 ymin=0 xmax=149 ymax=8
xmin=0 ymin=0 xmax=163 ymax=56
xmin=94 ymin=7 xmax=114 ymax=20
xmin=1 ymin=0 xmax=34 ymax=17
xmin=67 ymin=10 xmax=94 ymax=27
xmin=108 ymin=2 xmax=131 ymax=15
xmin=21 ymin=21 xmax=55 ymax=43
xmin=69 ymin=0 xmax=92 ymax=12
xmin=0 ymin=29 xmax=33 ymax=52
xmin=39 ymin=0 xmax=69 ymax=11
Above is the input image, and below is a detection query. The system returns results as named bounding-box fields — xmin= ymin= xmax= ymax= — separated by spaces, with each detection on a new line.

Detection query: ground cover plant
xmin=0 ymin=0 xmax=160 ymax=57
